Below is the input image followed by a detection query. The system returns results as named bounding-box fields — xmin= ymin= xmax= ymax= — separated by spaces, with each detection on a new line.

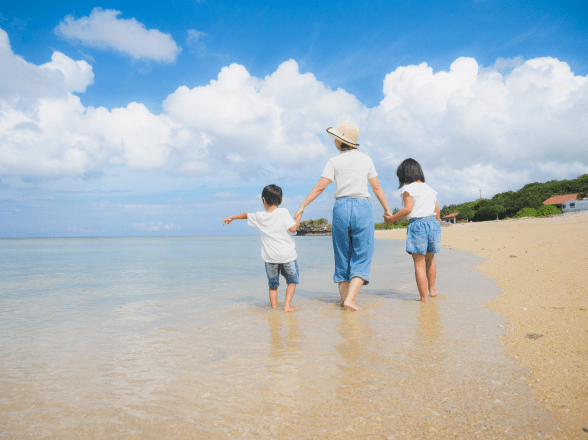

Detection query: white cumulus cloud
xmin=0 ymin=26 xmax=587 ymax=202
xmin=40 ymin=51 xmax=94 ymax=93
xmin=365 ymin=56 xmax=588 ymax=196
xmin=55 ymin=8 xmax=180 ymax=62
xmin=133 ymin=222 xmax=162 ymax=232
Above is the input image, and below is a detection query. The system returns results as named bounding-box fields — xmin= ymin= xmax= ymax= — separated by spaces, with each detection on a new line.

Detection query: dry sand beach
xmin=376 ymin=212 xmax=588 ymax=438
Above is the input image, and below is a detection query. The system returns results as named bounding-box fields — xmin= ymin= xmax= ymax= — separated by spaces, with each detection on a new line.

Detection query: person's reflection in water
xmin=416 ymin=300 xmax=441 ymax=345
xmin=411 ymin=300 xmax=444 ymax=413
xmin=265 ymin=310 xmax=301 ymax=414
xmin=333 ymin=312 xmax=382 ymax=429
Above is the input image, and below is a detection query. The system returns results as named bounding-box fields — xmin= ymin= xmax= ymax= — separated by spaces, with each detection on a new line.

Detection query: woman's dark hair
xmin=262 ymin=184 xmax=282 ymax=206
xmin=396 ymin=158 xmax=425 ymax=188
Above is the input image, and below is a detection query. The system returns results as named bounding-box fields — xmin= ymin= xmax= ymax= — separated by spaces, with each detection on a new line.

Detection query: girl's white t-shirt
xmin=321 ymin=149 xmax=378 ymax=199
xmin=402 ymin=182 xmax=438 ymax=219
xmin=247 ymin=208 xmax=297 ymax=263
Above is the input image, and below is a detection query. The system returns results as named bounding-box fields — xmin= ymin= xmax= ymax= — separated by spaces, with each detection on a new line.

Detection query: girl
xmin=384 ymin=158 xmax=441 ymax=302
xmin=295 ymin=121 xmax=391 ymax=311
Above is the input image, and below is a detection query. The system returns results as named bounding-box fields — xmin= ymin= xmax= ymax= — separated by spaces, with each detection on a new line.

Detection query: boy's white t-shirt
xmin=247 ymin=208 xmax=297 ymax=263
xmin=321 ymin=149 xmax=378 ymax=199
xmin=402 ymin=182 xmax=438 ymax=219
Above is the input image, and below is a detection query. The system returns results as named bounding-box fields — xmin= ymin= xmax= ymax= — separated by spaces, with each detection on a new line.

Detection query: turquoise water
xmin=0 ymin=236 xmax=414 ymax=335
xmin=0 ymin=236 xmax=557 ymax=439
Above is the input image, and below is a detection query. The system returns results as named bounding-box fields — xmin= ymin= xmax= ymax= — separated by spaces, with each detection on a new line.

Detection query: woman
xmin=295 ymin=121 xmax=391 ymax=310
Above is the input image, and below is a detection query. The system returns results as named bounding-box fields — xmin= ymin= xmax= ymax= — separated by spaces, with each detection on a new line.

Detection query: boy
xmin=223 ymin=184 xmax=302 ymax=312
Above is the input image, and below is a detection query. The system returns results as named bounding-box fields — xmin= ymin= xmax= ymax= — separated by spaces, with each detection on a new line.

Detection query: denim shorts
xmin=265 ymin=260 xmax=299 ymax=289
xmin=332 ymin=197 xmax=375 ymax=285
xmin=406 ymin=216 xmax=441 ymax=255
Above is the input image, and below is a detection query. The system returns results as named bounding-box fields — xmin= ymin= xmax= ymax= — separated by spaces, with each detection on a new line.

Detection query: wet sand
xmin=376 ymin=212 xmax=588 ymax=438
xmin=1 ymin=236 xmax=567 ymax=439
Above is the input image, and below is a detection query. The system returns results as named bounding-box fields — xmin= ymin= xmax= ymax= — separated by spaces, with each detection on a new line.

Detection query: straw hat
xmin=326 ymin=121 xmax=360 ymax=148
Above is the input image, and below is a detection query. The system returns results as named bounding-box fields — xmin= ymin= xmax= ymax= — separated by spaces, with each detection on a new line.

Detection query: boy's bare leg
xmin=269 ymin=288 xmax=278 ymax=308
xmin=343 ymin=277 xmax=363 ymax=311
xmin=425 ymin=253 xmax=438 ymax=297
xmin=411 ymin=254 xmax=429 ymax=302
xmin=284 ymin=283 xmax=299 ymax=312
xmin=338 ymin=281 xmax=349 ymax=304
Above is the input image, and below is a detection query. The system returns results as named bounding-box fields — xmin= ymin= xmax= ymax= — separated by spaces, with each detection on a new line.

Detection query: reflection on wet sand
xmin=1 ymin=238 xmax=565 ymax=439
xmin=265 ymin=310 xmax=301 ymax=411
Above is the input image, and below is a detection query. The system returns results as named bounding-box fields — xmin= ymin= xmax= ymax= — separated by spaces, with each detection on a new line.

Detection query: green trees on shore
xmin=440 ymin=174 xmax=588 ymax=222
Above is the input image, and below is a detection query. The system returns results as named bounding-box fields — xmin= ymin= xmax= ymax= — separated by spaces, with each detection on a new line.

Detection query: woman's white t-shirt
xmin=321 ymin=149 xmax=378 ymax=198
xmin=402 ymin=182 xmax=438 ymax=219
xmin=247 ymin=208 xmax=297 ymax=263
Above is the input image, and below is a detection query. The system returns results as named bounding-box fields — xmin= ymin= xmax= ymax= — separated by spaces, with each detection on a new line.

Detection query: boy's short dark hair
xmin=397 ymin=158 xmax=425 ymax=188
xmin=340 ymin=142 xmax=354 ymax=151
xmin=262 ymin=184 xmax=282 ymax=206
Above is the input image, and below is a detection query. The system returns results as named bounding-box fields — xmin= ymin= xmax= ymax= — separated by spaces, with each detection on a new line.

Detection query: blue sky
xmin=1 ymin=0 xmax=587 ymax=237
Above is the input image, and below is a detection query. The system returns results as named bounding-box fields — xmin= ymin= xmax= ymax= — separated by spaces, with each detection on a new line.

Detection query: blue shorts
xmin=265 ymin=260 xmax=299 ymax=289
xmin=406 ymin=216 xmax=441 ymax=255
xmin=332 ymin=197 xmax=375 ymax=285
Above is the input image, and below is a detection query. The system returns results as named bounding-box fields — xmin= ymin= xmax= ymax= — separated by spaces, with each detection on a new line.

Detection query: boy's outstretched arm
xmin=223 ymin=212 xmax=247 ymax=226
xmin=288 ymin=211 xmax=302 ymax=233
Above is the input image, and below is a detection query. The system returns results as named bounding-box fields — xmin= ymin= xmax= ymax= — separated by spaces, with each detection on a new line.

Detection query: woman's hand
xmin=296 ymin=178 xmax=331 ymax=216
xmin=222 ymin=217 xmax=233 ymax=226
xmin=369 ymin=176 xmax=391 ymax=214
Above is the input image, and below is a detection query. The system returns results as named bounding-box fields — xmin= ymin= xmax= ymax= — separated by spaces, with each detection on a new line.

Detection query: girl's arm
xmin=222 ymin=212 xmax=247 ymax=226
xmin=384 ymin=192 xmax=413 ymax=224
xmin=295 ymin=177 xmax=331 ymax=217
xmin=368 ymin=176 xmax=392 ymax=216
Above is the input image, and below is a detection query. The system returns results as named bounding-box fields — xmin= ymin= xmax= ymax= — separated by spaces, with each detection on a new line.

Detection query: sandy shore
xmin=376 ymin=213 xmax=588 ymax=438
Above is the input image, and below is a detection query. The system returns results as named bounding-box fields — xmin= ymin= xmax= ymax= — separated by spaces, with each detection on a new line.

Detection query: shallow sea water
xmin=0 ymin=236 xmax=558 ymax=439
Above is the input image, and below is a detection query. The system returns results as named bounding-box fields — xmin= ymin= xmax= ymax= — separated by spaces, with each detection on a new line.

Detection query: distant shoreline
xmin=295 ymin=232 xmax=331 ymax=236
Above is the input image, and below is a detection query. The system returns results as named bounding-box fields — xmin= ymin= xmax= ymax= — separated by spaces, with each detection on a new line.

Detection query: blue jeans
xmin=406 ymin=216 xmax=441 ymax=255
xmin=265 ymin=260 xmax=299 ymax=289
xmin=332 ymin=197 xmax=375 ymax=285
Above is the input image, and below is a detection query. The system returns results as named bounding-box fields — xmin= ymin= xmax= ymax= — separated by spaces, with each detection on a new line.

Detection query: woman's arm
xmin=384 ymin=192 xmax=413 ymax=224
xmin=295 ymin=177 xmax=331 ymax=216
xmin=434 ymin=201 xmax=441 ymax=221
xmin=222 ymin=212 xmax=247 ymax=226
xmin=368 ymin=176 xmax=392 ymax=216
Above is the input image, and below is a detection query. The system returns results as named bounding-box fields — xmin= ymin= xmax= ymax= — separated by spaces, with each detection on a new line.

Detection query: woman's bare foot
xmin=418 ymin=296 xmax=429 ymax=302
xmin=343 ymin=300 xmax=359 ymax=311
xmin=284 ymin=305 xmax=299 ymax=312
xmin=429 ymin=289 xmax=439 ymax=298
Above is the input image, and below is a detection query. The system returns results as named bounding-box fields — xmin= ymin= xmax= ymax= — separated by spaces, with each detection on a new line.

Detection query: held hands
xmin=294 ymin=211 xmax=302 ymax=222
xmin=383 ymin=212 xmax=394 ymax=225
xmin=294 ymin=206 xmax=304 ymax=217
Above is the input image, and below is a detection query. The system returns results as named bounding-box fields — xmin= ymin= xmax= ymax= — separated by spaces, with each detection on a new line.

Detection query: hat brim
xmin=326 ymin=127 xmax=359 ymax=148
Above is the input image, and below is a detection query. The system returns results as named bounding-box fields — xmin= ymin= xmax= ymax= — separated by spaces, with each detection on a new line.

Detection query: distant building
xmin=442 ymin=212 xmax=459 ymax=224
xmin=562 ymin=199 xmax=588 ymax=213
xmin=543 ymin=194 xmax=577 ymax=209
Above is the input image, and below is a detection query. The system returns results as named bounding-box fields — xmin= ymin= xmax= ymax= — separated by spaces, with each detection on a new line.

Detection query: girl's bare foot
xmin=343 ymin=300 xmax=359 ymax=311
xmin=418 ymin=296 xmax=429 ymax=302
xmin=284 ymin=305 xmax=299 ymax=312
xmin=429 ymin=289 xmax=439 ymax=298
